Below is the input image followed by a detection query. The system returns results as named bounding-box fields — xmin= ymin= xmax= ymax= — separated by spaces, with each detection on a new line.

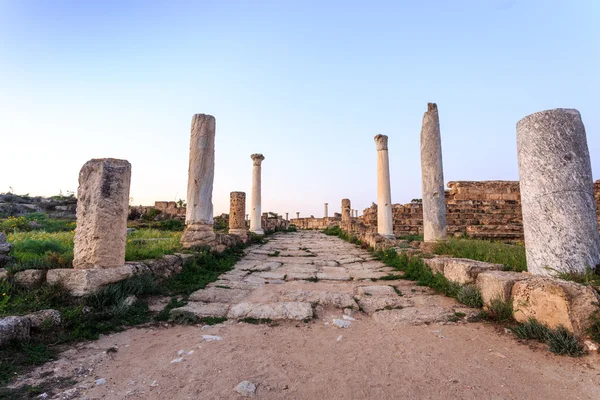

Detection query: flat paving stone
xmin=317 ymin=267 xmax=350 ymax=281
xmin=228 ymin=302 xmax=313 ymax=321
xmin=170 ymin=302 xmax=229 ymax=319
xmin=357 ymin=285 xmax=397 ymax=297
xmin=189 ymin=287 xmax=250 ymax=304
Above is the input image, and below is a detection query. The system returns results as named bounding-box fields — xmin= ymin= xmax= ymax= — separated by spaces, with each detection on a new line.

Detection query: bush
xmin=485 ymin=297 xmax=514 ymax=322
xmin=457 ymin=285 xmax=483 ymax=308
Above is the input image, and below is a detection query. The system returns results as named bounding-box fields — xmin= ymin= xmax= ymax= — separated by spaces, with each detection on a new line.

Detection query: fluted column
xmin=181 ymin=114 xmax=217 ymax=248
xmin=420 ymin=103 xmax=447 ymax=242
xmin=229 ymin=191 xmax=247 ymax=241
xmin=374 ymin=134 xmax=394 ymax=238
xmin=517 ymin=108 xmax=600 ymax=276
xmin=249 ymin=154 xmax=265 ymax=234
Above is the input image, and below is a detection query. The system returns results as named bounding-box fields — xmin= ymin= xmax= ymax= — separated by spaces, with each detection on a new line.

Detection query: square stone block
xmin=46 ymin=264 xmax=149 ymax=296
xmin=476 ymin=270 xmax=530 ymax=306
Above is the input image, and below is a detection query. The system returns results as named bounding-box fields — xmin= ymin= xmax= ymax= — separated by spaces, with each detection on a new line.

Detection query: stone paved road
xmin=173 ymin=230 xmax=475 ymax=325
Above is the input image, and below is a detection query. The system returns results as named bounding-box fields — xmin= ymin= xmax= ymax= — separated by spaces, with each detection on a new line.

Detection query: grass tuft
xmin=433 ymin=238 xmax=526 ymax=272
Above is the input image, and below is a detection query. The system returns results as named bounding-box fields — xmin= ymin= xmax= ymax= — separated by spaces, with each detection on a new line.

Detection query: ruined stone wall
xmin=360 ymin=180 xmax=600 ymax=242
xmin=261 ymin=215 xmax=290 ymax=232
xmin=290 ymin=217 xmax=342 ymax=230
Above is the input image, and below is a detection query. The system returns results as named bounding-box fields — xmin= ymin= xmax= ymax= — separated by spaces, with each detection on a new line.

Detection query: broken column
xmin=285 ymin=212 xmax=289 ymax=221
xmin=47 ymin=158 xmax=133 ymax=296
xmin=229 ymin=191 xmax=247 ymax=241
xmin=341 ymin=199 xmax=351 ymax=222
xmin=181 ymin=114 xmax=217 ymax=248
xmin=296 ymin=212 xmax=300 ymax=219
xmin=420 ymin=103 xmax=447 ymax=242
xmin=374 ymin=134 xmax=394 ymax=238
xmin=517 ymin=108 xmax=600 ymax=276
xmin=73 ymin=158 xmax=131 ymax=268
xmin=250 ymin=154 xmax=265 ymax=234
xmin=324 ymin=203 xmax=329 ymax=218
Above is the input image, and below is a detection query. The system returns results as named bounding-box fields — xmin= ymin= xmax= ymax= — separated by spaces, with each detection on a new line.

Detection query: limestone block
xmin=47 ymin=263 xmax=150 ymax=296
xmin=189 ymin=287 xmax=250 ymax=304
xmin=0 ymin=268 xmax=8 ymax=280
xmin=0 ymin=316 xmax=30 ymax=346
xmin=25 ymin=309 xmax=62 ymax=329
xmin=143 ymin=255 xmax=183 ymax=278
xmin=316 ymin=267 xmax=350 ymax=281
xmin=13 ymin=269 xmax=46 ymax=288
xmin=180 ymin=222 xmax=216 ymax=249
xmin=438 ymin=257 xmax=503 ymax=284
xmin=280 ymin=290 xmax=357 ymax=309
xmin=423 ymin=258 xmax=445 ymax=275
xmin=357 ymin=297 xmax=413 ymax=315
xmin=227 ymin=302 xmax=313 ymax=321
xmin=511 ymin=277 xmax=600 ymax=335
xmin=517 ymin=109 xmax=600 ymax=275
xmin=475 ymin=270 xmax=530 ymax=306
xmin=73 ymin=158 xmax=131 ymax=269
xmin=170 ymin=302 xmax=229 ymax=319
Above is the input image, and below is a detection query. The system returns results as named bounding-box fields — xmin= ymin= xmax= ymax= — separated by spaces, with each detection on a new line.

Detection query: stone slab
xmin=357 ymin=297 xmax=414 ymax=315
xmin=280 ymin=289 xmax=357 ymax=309
xmin=317 ymin=267 xmax=350 ymax=281
xmin=438 ymin=258 xmax=503 ymax=284
xmin=228 ymin=302 xmax=313 ymax=321
xmin=170 ymin=302 xmax=229 ymax=319
xmin=189 ymin=287 xmax=250 ymax=304
xmin=476 ymin=270 xmax=530 ymax=306
xmin=357 ymin=285 xmax=397 ymax=297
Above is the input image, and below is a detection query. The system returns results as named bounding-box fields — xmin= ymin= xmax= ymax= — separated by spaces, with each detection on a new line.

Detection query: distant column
xmin=341 ymin=199 xmax=351 ymax=222
xmin=73 ymin=158 xmax=131 ymax=268
xmin=374 ymin=134 xmax=394 ymax=238
xmin=517 ymin=108 xmax=600 ymax=276
xmin=324 ymin=203 xmax=329 ymax=218
xmin=285 ymin=212 xmax=289 ymax=221
xmin=420 ymin=103 xmax=447 ymax=242
xmin=296 ymin=212 xmax=300 ymax=219
xmin=229 ymin=191 xmax=247 ymax=241
xmin=181 ymin=114 xmax=217 ymax=248
xmin=249 ymin=154 xmax=265 ymax=234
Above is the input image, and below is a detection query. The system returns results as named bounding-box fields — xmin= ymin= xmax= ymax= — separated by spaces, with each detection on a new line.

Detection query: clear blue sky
xmin=1 ymin=0 xmax=599 ymax=218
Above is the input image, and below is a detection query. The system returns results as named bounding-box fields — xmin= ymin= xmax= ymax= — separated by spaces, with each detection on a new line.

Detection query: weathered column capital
xmin=374 ymin=134 xmax=388 ymax=151
xmin=251 ymin=153 xmax=265 ymax=166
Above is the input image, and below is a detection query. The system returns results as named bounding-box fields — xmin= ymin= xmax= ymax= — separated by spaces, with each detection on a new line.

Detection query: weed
xmin=305 ymin=277 xmax=318 ymax=283
xmin=199 ymin=317 xmax=227 ymax=325
xmin=379 ymin=274 xmax=403 ymax=281
xmin=546 ymin=326 xmax=585 ymax=356
xmin=267 ymin=251 xmax=280 ymax=257
xmin=510 ymin=318 xmax=550 ymax=342
xmin=396 ymin=234 xmax=423 ymax=242
xmin=392 ymin=286 xmax=403 ymax=296
xmin=586 ymin=310 xmax=600 ymax=342
xmin=154 ymin=297 xmax=187 ymax=322
xmin=485 ymin=297 xmax=514 ymax=323
xmin=241 ymin=317 xmax=278 ymax=326
xmin=457 ymin=285 xmax=483 ymax=308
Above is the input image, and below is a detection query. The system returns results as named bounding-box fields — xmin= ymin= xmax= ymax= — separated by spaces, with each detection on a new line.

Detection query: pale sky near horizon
xmin=1 ymin=0 xmax=599 ymax=218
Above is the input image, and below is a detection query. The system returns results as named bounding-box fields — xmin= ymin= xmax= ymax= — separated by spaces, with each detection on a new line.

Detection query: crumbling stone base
xmin=181 ymin=222 xmax=217 ymax=248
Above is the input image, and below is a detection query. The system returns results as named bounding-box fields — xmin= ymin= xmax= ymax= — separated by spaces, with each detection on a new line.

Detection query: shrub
xmin=546 ymin=326 xmax=585 ymax=356
xmin=485 ymin=297 xmax=514 ymax=322
xmin=510 ymin=318 xmax=550 ymax=342
xmin=457 ymin=285 xmax=483 ymax=308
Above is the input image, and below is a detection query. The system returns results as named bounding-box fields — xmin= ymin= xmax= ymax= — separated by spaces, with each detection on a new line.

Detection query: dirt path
xmin=13 ymin=231 xmax=600 ymax=399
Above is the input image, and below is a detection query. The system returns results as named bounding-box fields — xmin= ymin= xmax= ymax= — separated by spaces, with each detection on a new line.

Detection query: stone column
xmin=374 ymin=134 xmax=394 ymax=238
xmin=517 ymin=108 xmax=600 ymax=276
xmin=181 ymin=114 xmax=216 ymax=248
xmin=229 ymin=191 xmax=247 ymax=240
xmin=324 ymin=203 xmax=329 ymax=218
xmin=246 ymin=214 xmax=249 ymax=221
xmin=250 ymin=154 xmax=265 ymax=234
xmin=420 ymin=103 xmax=447 ymax=242
xmin=296 ymin=212 xmax=300 ymax=219
xmin=73 ymin=158 xmax=131 ymax=268
xmin=341 ymin=199 xmax=351 ymax=222
xmin=285 ymin=212 xmax=289 ymax=221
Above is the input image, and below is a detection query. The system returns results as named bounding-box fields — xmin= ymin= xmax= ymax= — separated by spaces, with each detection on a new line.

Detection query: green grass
xmin=557 ymin=267 xmax=600 ymax=293
xmin=484 ymin=297 xmax=514 ymax=323
xmin=433 ymin=238 xmax=527 ymax=272
xmin=0 ymin=213 xmax=75 ymax=235
xmin=457 ymin=285 xmax=483 ymax=308
xmin=4 ymin=229 xmax=182 ymax=272
xmin=396 ymin=234 xmax=423 ymax=242
xmin=509 ymin=318 xmax=585 ymax=356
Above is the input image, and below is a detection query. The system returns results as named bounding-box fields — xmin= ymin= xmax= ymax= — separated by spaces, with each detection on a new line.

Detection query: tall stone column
xmin=420 ymin=103 xmax=447 ymax=242
xmin=374 ymin=134 xmax=394 ymax=238
xmin=181 ymin=114 xmax=217 ymax=248
xmin=517 ymin=108 xmax=600 ymax=276
xmin=324 ymin=203 xmax=329 ymax=218
xmin=250 ymin=154 xmax=265 ymax=234
xmin=285 ymin=212 xmax=289 ymax=221
xmin=296 ymin=212 xmax=300 ymax=219
xmin=341 ymin=199 xmax=351 ymax=222
xmin=73 ymin=158 xmax=131 ymax=268
xmin=229 ymin=191 xmax=247 ymax=241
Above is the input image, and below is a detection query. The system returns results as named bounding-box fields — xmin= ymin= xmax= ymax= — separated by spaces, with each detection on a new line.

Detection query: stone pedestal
xmin=517 ymin=108 xmax=600 ymax=275
xmin=420 ymin=103 xmax=447 ymax=242
xmin=374 ymin=135 xmax=394 ymax=238
xmin=229 ymin=192 xmax=247 ymax=241
xmin=324 ymin=203 xmax=328 ymax=218
xmin=181 ymin=114 xmax=217 ymax=248
xmin=73 ymin=158 xmax=131 ymax=268
xmin=341 ymin=199 xmax=351 ymax=222
xmin=250 ymin=154 xmax=265 ymax=234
